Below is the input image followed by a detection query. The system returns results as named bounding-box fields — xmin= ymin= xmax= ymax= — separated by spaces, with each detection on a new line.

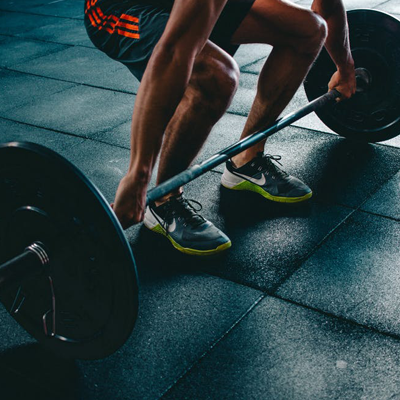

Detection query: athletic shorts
xmin=84 ymin=0 xmax=255 ymax=81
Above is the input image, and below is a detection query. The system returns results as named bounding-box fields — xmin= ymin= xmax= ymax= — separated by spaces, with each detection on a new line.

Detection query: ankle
xmin=154 ymin=190 xmax=183 ymax=207
xmin=231 ymin=152 xmax=259 ymax=168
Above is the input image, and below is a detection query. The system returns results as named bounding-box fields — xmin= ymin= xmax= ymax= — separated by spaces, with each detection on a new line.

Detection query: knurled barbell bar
xmin=0 ymin=9 xmax=399 ymax=360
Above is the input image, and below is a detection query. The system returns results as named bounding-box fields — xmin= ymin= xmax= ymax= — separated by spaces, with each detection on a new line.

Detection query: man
xmin=84 ymin=0 xmax=355 ymax=255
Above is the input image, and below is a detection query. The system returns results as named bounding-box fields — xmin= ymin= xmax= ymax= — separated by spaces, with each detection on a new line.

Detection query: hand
xmin=111 ymin=174 xmax=148 ymax=230
xmin=328 ymin=66 xmax=356 ymax=101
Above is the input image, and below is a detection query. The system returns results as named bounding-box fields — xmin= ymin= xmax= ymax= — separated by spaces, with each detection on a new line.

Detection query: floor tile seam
xmin=358 ymin=208 xmax=400 ymax=223
xmin=92 ymin=110 xmax=399 ymax=153
xmin=0 ymin=81 xmax=79 ymax=114
xmin=0 ymin=116 xmax=135 ymax=152
xmin=158 ymin=294 xmax=266 ymax=399
xmin=228 ymin=84 xmax=400 ymax=150
xmin=371 ymin=141 xmax=400 ymax=150
xmin=254 ymin=117 xmax=400 ymax=151
xmin=209 ymin=169 xmax=223 ymax=175
xmin=271 ymin=292 xmax=400 ymax=343
xmin=239 ymin=56 xmax=268 ymax=72
xmin=270 ymin=207 xmax=358 ymax=292
xmin=0 ymin=116 xmax=92 ymax=141
xmin=1 ymin=44 xmax=70 ymax=69
xmin=270 ymin=165 xmax=400 ymax=291
xmin=2 ymin=66 xmax=138 ymax=96
xmin=374 ymin=0 xmax=393 ymax=7
xmin=85 ymin=134 xmax=134 ymax=151
xmin=0 ymin=82 xmax=78 ymax=115
xmin=226 ymin=109 xmax=249 ymax=118
xmin=0 ymin=8 xmax=84 ymax=21
xmin=0 ymin=33 xmax=94 ymax=49
xmin=353 ymin=166 xmax=400 ymax=209
xmin=289 ymin=124 xmax=400 ymax=150
xmin=160 ymin=290 xmax=400 ymax=400
xmin=224 ymin=110 xmax=399 ymax=149
xmin=241 ymin=70 xmax=260 ymax=76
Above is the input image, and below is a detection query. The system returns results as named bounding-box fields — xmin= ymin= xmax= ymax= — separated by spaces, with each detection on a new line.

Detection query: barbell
xmin=0 ymin=9 xmax=399 ymax=360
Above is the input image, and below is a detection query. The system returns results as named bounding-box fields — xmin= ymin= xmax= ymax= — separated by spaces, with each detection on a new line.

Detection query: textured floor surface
xmin=0 ymin=0 xmax=399 ymax=399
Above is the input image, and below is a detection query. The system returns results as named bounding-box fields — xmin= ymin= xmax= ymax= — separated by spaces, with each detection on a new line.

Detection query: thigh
xmin=210 ymin=0 xmax=256 ymax=56
xmin=84 ymin=0 xmax=246 ymax=80
xmin=231 ymin=0 xmax=318 ymax=46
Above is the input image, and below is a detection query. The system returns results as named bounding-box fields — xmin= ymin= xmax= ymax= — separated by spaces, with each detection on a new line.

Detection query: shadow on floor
xmin=0 ymin=343 xmax=80 ymax=400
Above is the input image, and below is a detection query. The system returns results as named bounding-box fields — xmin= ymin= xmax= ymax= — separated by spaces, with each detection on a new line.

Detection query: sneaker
xmin=221 ymin=153 xmax=312 ymax=203
xmin=143 ymin=195 xmax=231 ymax=256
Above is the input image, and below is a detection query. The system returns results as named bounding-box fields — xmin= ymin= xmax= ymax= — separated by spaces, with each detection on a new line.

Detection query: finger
xmin=329 ymin=87 xmax=343 ymax=102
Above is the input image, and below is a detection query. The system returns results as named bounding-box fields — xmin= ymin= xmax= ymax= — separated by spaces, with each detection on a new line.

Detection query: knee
xmin=216 ymin=55 xmax=240 ymax=100
xmin=297 ymin=12 xmax=328 ymax=56
xmin=192 ymin=53 xmax=240 ymax=114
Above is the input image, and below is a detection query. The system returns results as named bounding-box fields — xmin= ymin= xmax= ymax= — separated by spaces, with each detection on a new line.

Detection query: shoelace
xmin=251 ymin=153 xmax=288 ymax=179
xmin=157 ymin=196 xmax=206 ymax=231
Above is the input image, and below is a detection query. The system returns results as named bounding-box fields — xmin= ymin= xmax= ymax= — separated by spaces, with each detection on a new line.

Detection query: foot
xmin=143 ymin=195 xmax=231 ymax=256
xmin=221 ymin=153 xmax=312 ymax=203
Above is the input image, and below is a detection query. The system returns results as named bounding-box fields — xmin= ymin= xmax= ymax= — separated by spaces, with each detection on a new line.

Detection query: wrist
xmin=126 ymin=166 xmax=151 ymax=186
xmin=337 ymin=56 xmax=355 ymax=74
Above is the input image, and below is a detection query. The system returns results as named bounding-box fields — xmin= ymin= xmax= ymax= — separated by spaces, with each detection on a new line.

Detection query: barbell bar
xmin=0 ymin=9 xmax=399 ymax=360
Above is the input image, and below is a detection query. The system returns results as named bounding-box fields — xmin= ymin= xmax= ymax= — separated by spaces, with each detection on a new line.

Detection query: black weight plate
xmin=304 ymin=9 xmax=400 ymax=142
xmin=0 ymin=142 xmax=139 ymax=359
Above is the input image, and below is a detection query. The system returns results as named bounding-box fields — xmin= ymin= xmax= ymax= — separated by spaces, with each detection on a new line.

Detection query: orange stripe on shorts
xmin=88 ymin=7 xmax=140 ymax=39
xmin=117 ymin=29 xmax=140 ymax=39
xmin=91 ymin=8 xmax=102 ymax=25
xmin=120 ymin=14 xmax=139 ymax=23
xmin=116 ymin=21 xmax=139 ymax=31
xmin=87 ymin=12 xmax=97 ymax=28
xmin=96 ymin=6 xmax=106 ymax=18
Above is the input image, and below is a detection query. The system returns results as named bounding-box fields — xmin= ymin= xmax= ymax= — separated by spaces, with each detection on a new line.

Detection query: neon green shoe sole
xmin=222 ymin=179 xmax=313 ymax=203
xmin=150 ymin=224 xmax=232 ymax=256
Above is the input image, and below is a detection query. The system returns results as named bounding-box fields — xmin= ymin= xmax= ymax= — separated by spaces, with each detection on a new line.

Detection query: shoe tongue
xmin=261 ymin=155 xmax=288 ymax=178
xmin=174 ymin=196 xmax=205 ymax=227
xmin=250 ymin=152 xmax=270 ymax=170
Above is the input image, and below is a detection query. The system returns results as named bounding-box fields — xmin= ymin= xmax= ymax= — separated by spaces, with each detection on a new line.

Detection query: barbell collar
xmin=0 ymin=242 xmax=49 ymax=290
xmin=25 ymin=242 xmax=50 ymax=267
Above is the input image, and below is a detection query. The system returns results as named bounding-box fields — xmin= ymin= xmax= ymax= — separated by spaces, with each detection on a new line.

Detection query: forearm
xmin=312 ymin=0 xmax=354 ymax=71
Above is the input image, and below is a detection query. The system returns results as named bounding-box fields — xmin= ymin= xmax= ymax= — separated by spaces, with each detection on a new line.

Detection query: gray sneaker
xmin=143 ymin=195 xmax=231 ymax=256
xmin=221 ymin=153 xmax=312 ymax=203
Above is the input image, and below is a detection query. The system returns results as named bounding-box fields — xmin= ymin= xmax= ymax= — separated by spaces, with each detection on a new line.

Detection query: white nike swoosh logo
xmin=234 ymin=172 xmax=266 ymax=186
xmin=167 ymin=218 xmax=177 ymax=233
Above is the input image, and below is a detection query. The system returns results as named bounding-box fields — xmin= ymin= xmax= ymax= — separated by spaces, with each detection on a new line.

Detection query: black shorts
xmin=84 ymin=0 xmax=255 ymax=81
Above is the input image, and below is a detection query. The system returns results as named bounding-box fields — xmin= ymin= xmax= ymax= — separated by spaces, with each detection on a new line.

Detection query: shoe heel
xmin=143 ymin=207 xmax=160 ymax=230
xmin=221 ymin=169 xmax=244 ymax=189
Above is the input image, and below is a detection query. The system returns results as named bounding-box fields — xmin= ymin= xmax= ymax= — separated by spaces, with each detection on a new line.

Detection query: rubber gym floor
xmin=1 ymin=1 xmax=400 ymax=399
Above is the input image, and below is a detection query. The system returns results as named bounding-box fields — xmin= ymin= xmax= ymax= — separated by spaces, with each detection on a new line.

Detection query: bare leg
xmin=113 ymin=41 xmax=238 ymax=227
xmin=230 ymin=0 xmax=327 ymax=167
xmin=155 ymin=41 xmax=239 ymax=204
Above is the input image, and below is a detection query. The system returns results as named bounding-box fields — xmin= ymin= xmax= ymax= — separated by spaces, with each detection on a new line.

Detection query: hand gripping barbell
xmin=0 ymin=9 xmax=399 ymax=360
